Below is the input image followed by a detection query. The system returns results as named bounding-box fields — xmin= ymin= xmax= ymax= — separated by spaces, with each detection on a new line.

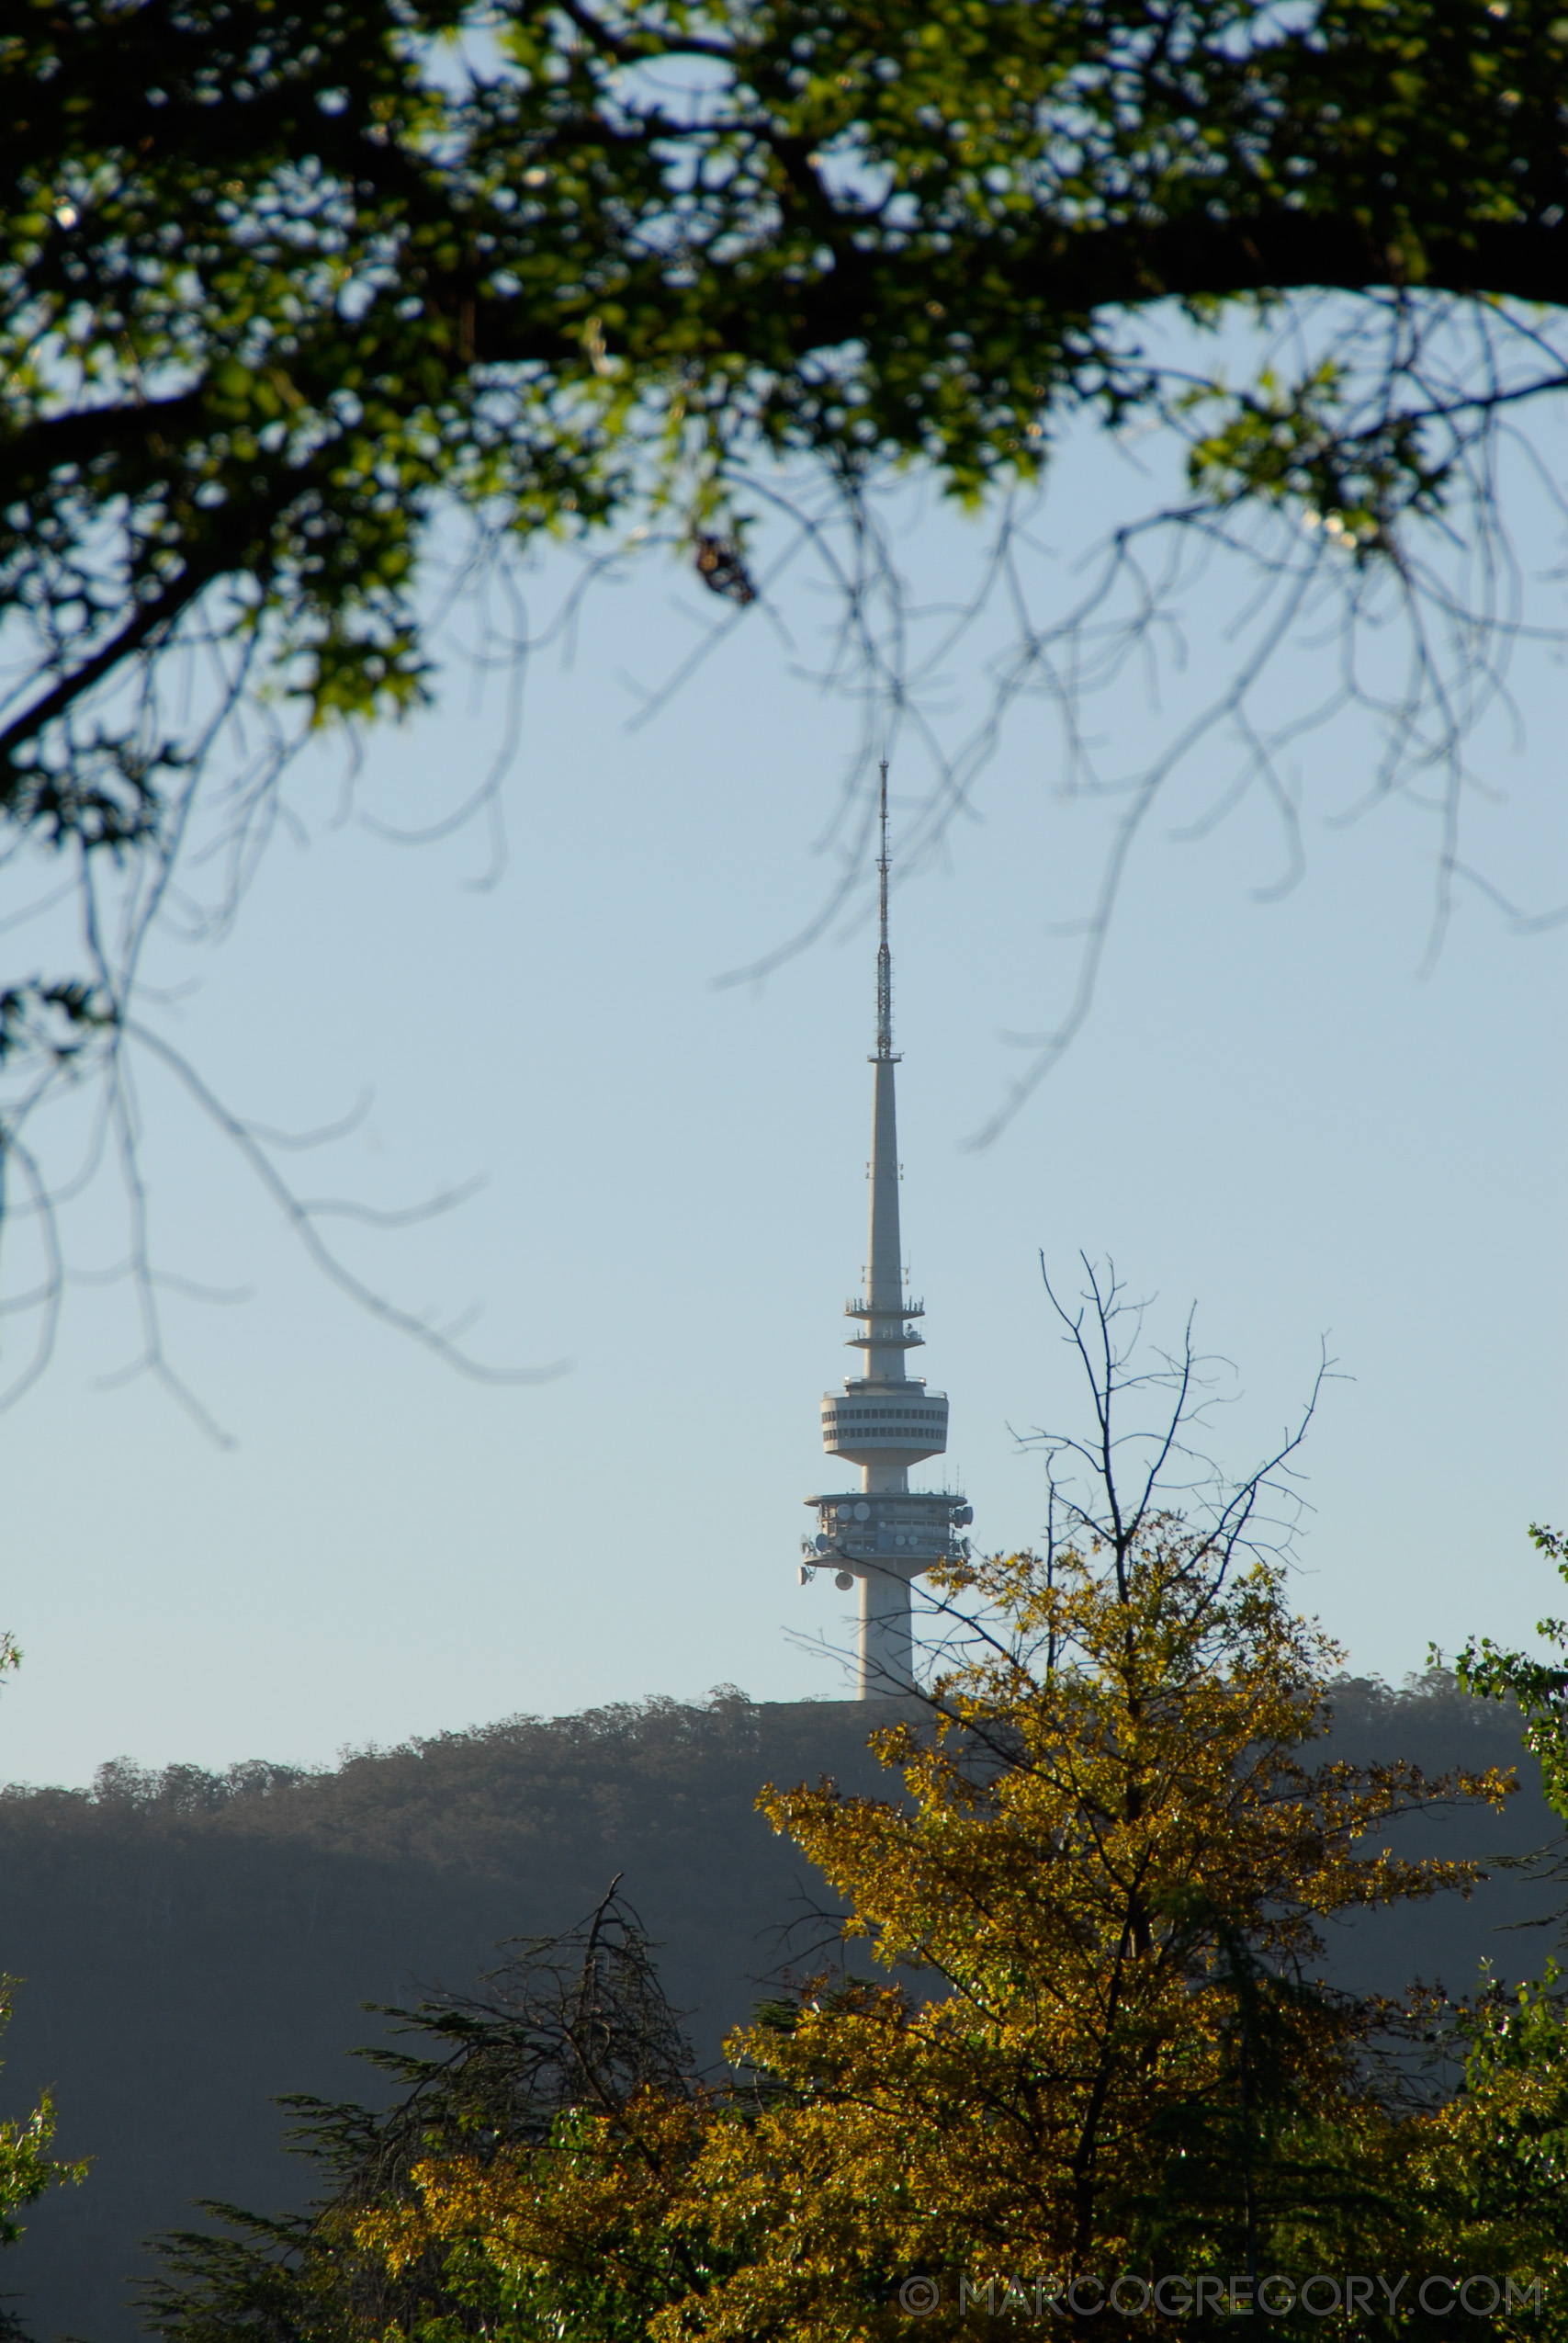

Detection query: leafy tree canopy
xmin=336 ymin=1296 xmax=1552 ymax=2340
xmin=128 ymin=1286 xmax=1568 ymax=2339
xmin=1454 ymin=1526 xmax=1568 ymax=1823
xmin=5 ymin=0 xmax=1565 ymax=847
xmin=340 ymin=1530 xmax=1557 ymax=2342
xmin=660 ymin=1531 xmax=1517 ymax=2335
xmin=4 ymin=0 xmax=1565 ymax=1392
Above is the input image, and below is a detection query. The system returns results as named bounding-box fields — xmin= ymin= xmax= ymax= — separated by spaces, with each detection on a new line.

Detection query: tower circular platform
xmin=820 ymin=1384 xmax=948 ymax=1466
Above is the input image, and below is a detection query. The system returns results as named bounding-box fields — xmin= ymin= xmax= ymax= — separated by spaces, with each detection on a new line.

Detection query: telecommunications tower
xmin=800 ymin=765 xmax=973 ymax=1694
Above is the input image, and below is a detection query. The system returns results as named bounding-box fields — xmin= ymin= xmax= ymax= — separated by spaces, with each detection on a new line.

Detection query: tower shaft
xmin=862 ymin=1055 xmax=909 ymax=1427
xmin=860 ymin=1048 xmax=910 ymax=1676
xmin=802 ymin=762 xmax=973 ymax=1694
xmin=875 ymin=774 xmax=894 ymax=1058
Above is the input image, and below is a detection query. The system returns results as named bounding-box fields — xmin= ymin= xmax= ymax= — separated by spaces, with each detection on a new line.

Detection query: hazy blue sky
xmin=3 ymin=404 xmax=1563 ymax=1788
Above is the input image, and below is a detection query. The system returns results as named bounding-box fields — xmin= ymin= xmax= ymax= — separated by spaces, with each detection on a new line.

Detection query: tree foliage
xmin=0 ymin=1637 xmax=88 ymax=2263
xmin=138 ymin=1884 xmax=706 ymax=2343
xmin=331 ymin=1524 xmax=1566 ymax=2341
xmin=5 ymin=0 xmax=1565 ymax=1392
xmin=130 ymin=1547 xmax=1568 ymax=2339
xmin=0 ymin=2024 xmax=77 ymax=2258
xmin=1382 ymin=1523 xmax=1568 ymax=2308
xmin=0 ymin=1962 xmax=83 ymax=2269
xmin=324 ymin=1290 xmax=1553 ymax=2341
xmin=0 ymin=1687 xmax=907 ymax=2335
xmin=655 ymin=1533 xmax=1517 ymax=2337
xmin=127 ymin=1290 xmax=1568 ymax=2340
xmin=1453 ymin=1526 xmax=1568 ymax=1826
xmin=1386 ymin=1960 xmax=1568 ymax=2317
xmin=6 ymin=0 xmax=1566 ymax=897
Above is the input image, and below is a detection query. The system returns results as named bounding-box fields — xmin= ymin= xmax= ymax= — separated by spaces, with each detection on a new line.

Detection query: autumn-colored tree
xmin=361 ymin=2081 xmax=720 ymax=2342
xmin=355 ymin=1276 xmax=1529 ymax=2341
xmin=657 ymin=1527 xmax=1509 ymax=2339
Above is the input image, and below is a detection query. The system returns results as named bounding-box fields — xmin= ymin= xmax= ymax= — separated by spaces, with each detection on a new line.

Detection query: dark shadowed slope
xmin=0 ymin=1682 xmax=1557 ymax=2341
xmin=0 ymin=1694 xmax=889 ymax=2340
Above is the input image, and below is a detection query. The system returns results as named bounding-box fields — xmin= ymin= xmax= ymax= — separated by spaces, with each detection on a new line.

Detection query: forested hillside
xmin=0 ymin=1680 xmax=1556 ymax=2341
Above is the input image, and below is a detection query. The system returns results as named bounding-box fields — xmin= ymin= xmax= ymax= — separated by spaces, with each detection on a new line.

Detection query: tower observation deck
xmin=801 ymin=765 xmax=973 ymax=1694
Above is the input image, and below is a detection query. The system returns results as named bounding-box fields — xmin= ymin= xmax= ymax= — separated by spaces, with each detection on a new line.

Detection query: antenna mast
xmin=875 ymin=760 xmax=893 ymax=1059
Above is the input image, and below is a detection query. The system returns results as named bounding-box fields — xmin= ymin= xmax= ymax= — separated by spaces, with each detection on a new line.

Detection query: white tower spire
xmin=875 ymin=761 xmax=894 ymax=1059
xmin=801 ymin=763 xmax=973 ymax=1695
xmin=863 ymin=766 xmax=908 ymax=1393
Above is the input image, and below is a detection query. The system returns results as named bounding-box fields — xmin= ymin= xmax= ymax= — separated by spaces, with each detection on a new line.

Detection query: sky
xmin=2 ymin=398 xmax=1565 ymax=1790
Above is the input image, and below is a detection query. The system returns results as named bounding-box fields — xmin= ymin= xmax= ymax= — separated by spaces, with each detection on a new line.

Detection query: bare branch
xmin=126 ymin=1022 xmax=570 ymax=1392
